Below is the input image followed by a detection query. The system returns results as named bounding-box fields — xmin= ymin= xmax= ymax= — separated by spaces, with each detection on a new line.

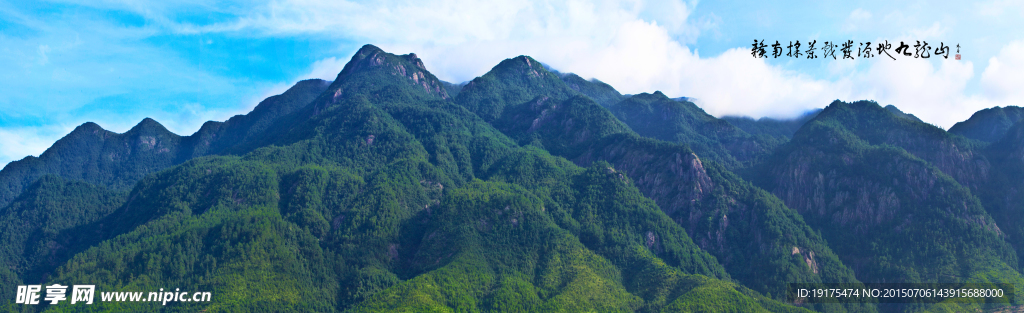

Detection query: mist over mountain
xmin=721 ymin=110 xmax=821 ymax=150
xmin=0 ymin=44 xmax=1020 ymax=312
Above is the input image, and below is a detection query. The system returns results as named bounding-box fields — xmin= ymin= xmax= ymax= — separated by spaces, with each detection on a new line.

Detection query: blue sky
xmin=2 ymin=0 xmax=1023 ymax=167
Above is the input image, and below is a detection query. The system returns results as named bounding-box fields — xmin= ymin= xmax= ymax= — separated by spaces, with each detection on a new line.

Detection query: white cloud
xmin=851 ymin=8 xmax=872 ymax=20
xmin=826 ymin=39 xmax=1024 ymax=129
xmin=842 ymin=8 xmax=872 ymax=32
xmin=980 ymin=40 xmax=1024 ymax=102
xmin=0 ymin=125 xmax=76 ymax=168
xmin=978 ymin=0 xmax=1024 ymax=19
xmin=194 ymin=0 xmax=996 ymax=128
xmin=383 ymin=18 xmax=834 ymax=120
xmin=907 ymin=22 xmax=946 ymax=41
xmin=37 ymin=45 xmax=50 ymax=66
xmin=847 ymin=57 xmax=975 ymax=128
xmin=301 ymin=57 xmax=347 ymax=81
xmin=70 ymin=0 xmax=1016 ymax=129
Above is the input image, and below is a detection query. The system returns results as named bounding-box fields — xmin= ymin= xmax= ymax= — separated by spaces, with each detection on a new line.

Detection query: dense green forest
xmin=454 ymin=57 xmax=870 ymax=312
xmin=0 ymin=44 xmax=1022 ymax=312
xmin=747 ymin=100 xmax=1024 ymax=312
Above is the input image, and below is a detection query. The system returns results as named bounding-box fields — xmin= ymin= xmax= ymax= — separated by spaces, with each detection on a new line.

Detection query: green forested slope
xmin=606 ymin=92 xmax=768 ymax=168
xmin=558 ymin=73 xmax=625 ymax=107
xmin=0 ymin=175 xmax=126 ymax=299
xmin=0 ymin=45 xmax=809 ymax=313
xmin=455 ymin=57 xmax=871 ymax=312
xmin=751 ymin=100 xmax=1024 ymax=312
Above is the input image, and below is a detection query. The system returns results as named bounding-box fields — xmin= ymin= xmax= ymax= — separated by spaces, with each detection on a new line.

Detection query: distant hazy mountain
xmin=949 ymin=106 xmax=1024 ymax=142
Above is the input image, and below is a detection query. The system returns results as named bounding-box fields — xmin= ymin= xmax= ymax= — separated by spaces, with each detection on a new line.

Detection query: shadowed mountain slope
xmin=949 ymin=106 xmax=1024 ymax=142
xmin=750 ymin=100 xmax=1023 ymax=312
xmin=455 ymin=58 xmax=872 ymax=312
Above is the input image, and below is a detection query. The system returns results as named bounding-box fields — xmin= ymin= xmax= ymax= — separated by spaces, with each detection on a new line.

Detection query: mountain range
xmin=1 ymin=44 xmax=1022 ymax=312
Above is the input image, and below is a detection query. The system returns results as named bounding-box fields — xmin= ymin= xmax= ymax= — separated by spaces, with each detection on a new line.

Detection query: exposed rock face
xmin=790 ymin=247 xmax=818 ymax=274
xmin=687 ymin=153 xmax=714 ymax=201
xmin=496 ymin=95 xmax=711 ymax=220
xmin=332 ymin=45 xmax=450 ymax=100
xmin=770 ymin=152 xmax=918 ymax=233
xmin=487 ymin=94 xmax=863 ymax=304
xmin=877 ymin=129 xmax=990 ymax=192
xmin=771 ymin=141 xmax=993 ymax=235
xmin=575 ymin=146 xmax=712 ymax=219
xmin=139 ymin=136 xmax=157 ymax=149
xmin=804 ymin=251 xmax=819 ymax=274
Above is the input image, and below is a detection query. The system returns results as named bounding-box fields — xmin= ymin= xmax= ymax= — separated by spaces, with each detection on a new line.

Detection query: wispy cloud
xmin=842 ymin=8 xmax=872 ymax=32
xmin=301 ymin=57 xmax=348 ymax=81
xmin=980 ymin=40 xmax=1024 ymax=102
xmin=0 ymin=125 xmax=77 ymax=165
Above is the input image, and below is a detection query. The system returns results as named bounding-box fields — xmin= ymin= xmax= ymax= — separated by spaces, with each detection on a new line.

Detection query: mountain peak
xmin=59 ymin=122 xmax=110 ymax=144
xmin=130 ymin=117 xmax=166 ymax=131
xmin=884 ymin=104 xmax=924 ymax=123
xmin=496 ymin=55 xmax=544 ymax=72
xmin=514 ymin=55 xmax=538 ymax=66
xmin=821 ymin=99 xmax=883 ymax=114
xmin=353 ymin=44 xmax=385 ymax=59
xmin=74 ymin=121 xmax=105 ymax=133
xmin=339 ymin=45 xmax=430 ymax=78
xmin=949 ymin=106 xmax=1024 ymax=142
xmin=820 ymin=101 xmax=932 ymax=128
xmin=330 ymin=44 xmax=450 ymax=100
xmin=294 ymin=78 xmax=331 ymax=88
xmin=337 ymin=44 xmax=388 ymax=79
xmin=456 ymin=55 xmax=577 ymax=122
xmin=124 ymin=118 xmax=177 ymax=139
xmin=627 ymin=91 xmax=671 ymax=102
xmin=480 ymin=55 xmax=561 ymax=85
